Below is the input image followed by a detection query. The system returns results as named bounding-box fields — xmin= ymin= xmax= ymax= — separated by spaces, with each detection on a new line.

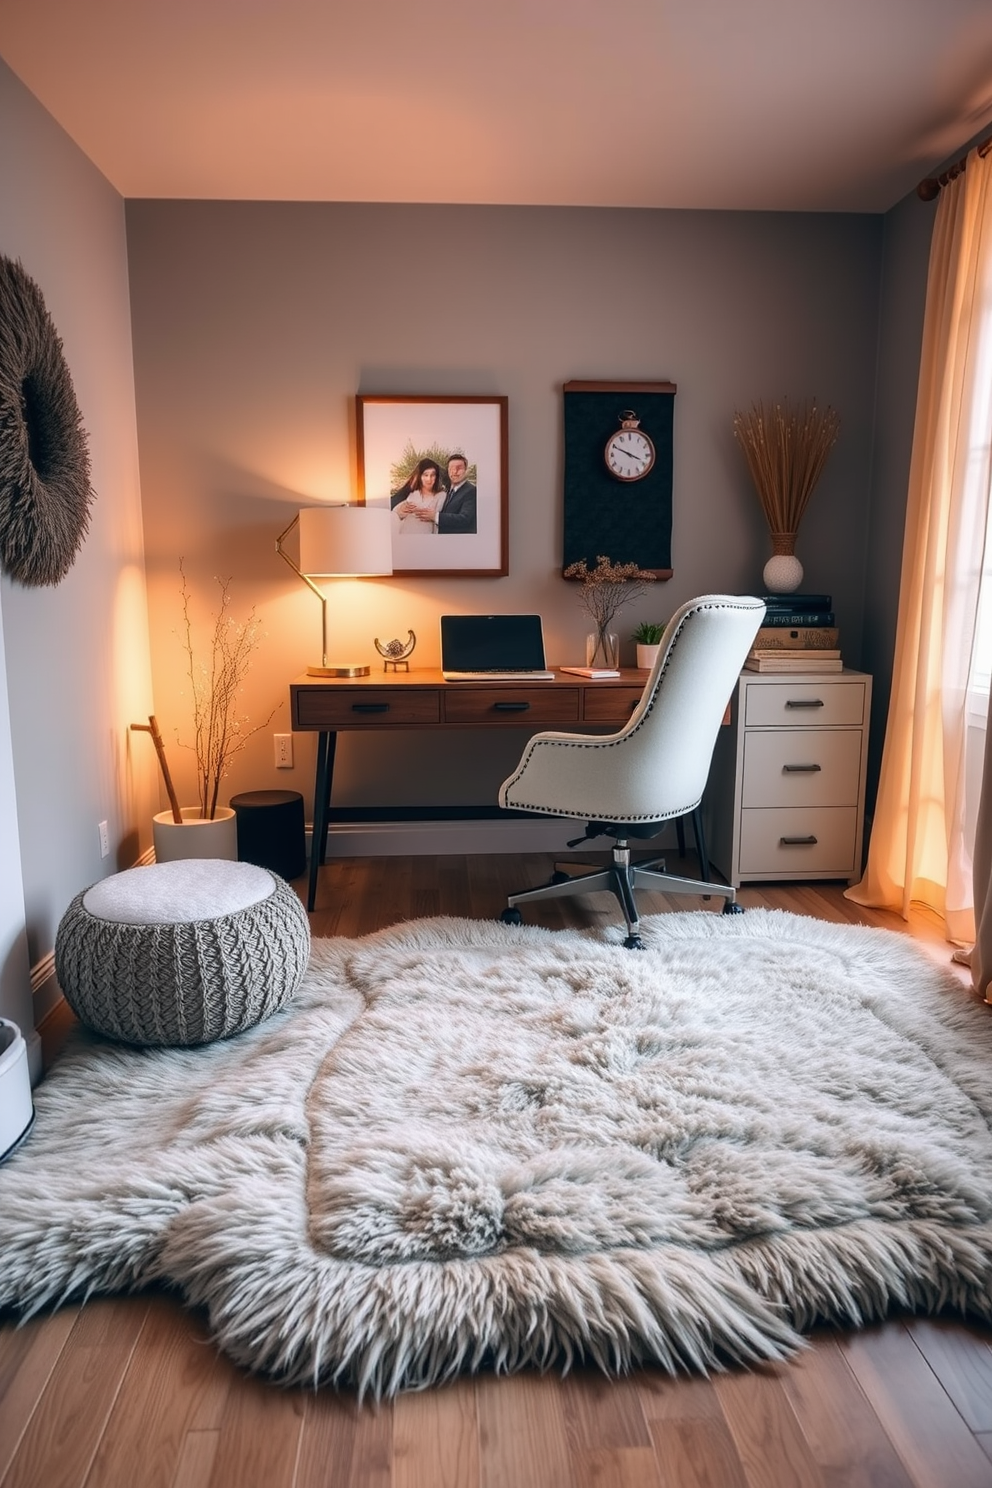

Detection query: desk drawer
xmin=294 ymin=689 xmax=441 ymax=728
xmin=744 ymin=681 xmax=866 ymax=728
xmin=443 ymin=688 xmax=580 ymax=725
xmin=582 ymin=687 xmax=644 ymax=723
xmin=739 ymin=806 xmax=858 ymax=876
xmin=742 ymin=729 xmax=863 ymax=808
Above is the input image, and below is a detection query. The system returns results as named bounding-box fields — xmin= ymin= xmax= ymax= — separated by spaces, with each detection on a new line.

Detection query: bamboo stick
xmin=130 ymin=715 xmax=182 ymax=823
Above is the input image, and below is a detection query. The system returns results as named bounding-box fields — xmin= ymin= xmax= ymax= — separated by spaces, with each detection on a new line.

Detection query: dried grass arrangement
xmin=564 ymin=555 xmax=656 ymax=666
xmin=732 ymin=400 xmax=839 ymax=588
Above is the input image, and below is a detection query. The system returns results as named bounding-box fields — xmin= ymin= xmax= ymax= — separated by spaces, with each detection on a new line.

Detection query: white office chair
xmin=498 ymin=594 xmax=766 ymax=948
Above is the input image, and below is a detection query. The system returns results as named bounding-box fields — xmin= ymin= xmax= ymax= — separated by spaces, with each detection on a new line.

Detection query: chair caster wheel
xmin=623 ymin=934 xmax=646 ymax=950
xmin=500 ymin=908 xmax=524 ymax=926
xmin=549 ymin=871 xmax=571 ymax=885
xmin=721 ymin=901 xmax=745 ymax=915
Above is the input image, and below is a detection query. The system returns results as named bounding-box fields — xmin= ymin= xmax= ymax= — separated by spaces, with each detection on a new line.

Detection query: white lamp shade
xmin=298 ymin=505 xmax=393 ymax=577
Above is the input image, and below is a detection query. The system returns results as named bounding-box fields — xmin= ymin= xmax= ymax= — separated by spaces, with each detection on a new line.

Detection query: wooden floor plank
xmin=2 ymin=1299 xmax=148 ymax=1488
xmin=0 ymin=1308 xmax=79 ymax=1484
xmin=905 ymin=1317 xmax=992 ymax=1433
xmin=560 ymin=1368 xmax=653 ymax=1452
xmin=169 ymin=1430 xmax=220 ymax=1488
xmin=84 ymin=1296 xmax=234 ymax=1488
xmin=204 ymin=1373 xmax=305 ymax=1488
xmin=295 ymin=1392 xmax=392 ymax=1488
xmin=477 ymin=1372 xmax=573 ymax=1488
xmin=841 ymin=1324 xmax=992 ymax=1488
xmin=392 ymin=1378 xmax=479 ymax=1488
xmin=777 ymin=1332 xmax=914 ymax=1488
xmin=569 ymin=1445 xmax=664 ymax=1488
xmin=713 ymin=1366 xmax=827 ymax=1488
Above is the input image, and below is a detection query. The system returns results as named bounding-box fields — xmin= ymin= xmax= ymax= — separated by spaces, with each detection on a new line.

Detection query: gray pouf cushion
xmin=55 ymin=858 xmax=311 ymax=1047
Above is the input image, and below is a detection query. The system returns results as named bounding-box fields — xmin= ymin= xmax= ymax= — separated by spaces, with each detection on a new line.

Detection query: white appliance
xmin=0 ymin=1018 xmax=34 ymax=1162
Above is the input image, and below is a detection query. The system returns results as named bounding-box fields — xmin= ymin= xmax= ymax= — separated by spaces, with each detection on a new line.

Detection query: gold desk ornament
xmin=374 ymin=630 xmax=416 ymax=672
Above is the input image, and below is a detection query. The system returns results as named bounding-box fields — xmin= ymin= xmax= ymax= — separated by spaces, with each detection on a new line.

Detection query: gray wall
xmin=125 ymin=200 xmax=884 ymax=818
xmin=0 ymin=56 xmax=157 ymax=987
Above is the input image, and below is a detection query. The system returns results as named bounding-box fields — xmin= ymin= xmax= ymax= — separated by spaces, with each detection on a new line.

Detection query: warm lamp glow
xmin=277 ymin=504 xmax=393 ymax=676
xmin=299 ymin=505 xmax=392 ymax=577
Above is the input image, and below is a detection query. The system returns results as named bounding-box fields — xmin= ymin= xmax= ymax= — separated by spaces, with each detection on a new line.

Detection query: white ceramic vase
xmin=636 ymin=643 xmax=662 ymax=670
xmin=152 ymin=806 xmax=238 ymax=863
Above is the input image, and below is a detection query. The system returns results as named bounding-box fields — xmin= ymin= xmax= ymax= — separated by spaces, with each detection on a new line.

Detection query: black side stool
xmin=229 ymin=790 xmax=307 ymax=881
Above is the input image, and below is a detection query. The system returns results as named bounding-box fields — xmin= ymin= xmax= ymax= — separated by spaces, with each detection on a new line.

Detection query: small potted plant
xmin=632 ymin=620 xmax=667 ymax=670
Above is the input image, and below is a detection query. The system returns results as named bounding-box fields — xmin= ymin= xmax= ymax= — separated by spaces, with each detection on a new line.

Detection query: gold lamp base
xmin=307 ymin=662 xmax=371 ymax=677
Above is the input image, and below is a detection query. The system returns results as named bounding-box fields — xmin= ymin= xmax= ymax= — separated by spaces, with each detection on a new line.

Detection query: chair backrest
xmin=501 ymin=594 xmax=765 ymax=824
xmin=612 ymin=594 xmax=765 ymax=818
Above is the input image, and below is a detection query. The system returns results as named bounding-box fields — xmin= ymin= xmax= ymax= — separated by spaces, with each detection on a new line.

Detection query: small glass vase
xmin=585 ymin=631 xmax=619 ymax=669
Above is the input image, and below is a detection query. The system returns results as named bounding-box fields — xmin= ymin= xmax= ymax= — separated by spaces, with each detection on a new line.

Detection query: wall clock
xmin=604 ymin=410 xmax=656 ymax=482
xmin=562 ymin=380 xmax=675 ymax=578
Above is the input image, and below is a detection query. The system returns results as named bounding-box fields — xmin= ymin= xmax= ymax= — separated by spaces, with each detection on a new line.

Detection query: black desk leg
xmin=307 ymin=729 xmax=338 ymax=913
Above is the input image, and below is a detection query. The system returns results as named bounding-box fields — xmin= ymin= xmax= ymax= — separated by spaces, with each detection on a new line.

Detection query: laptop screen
xmin=440 ymin=614 xmax=547 ymax=671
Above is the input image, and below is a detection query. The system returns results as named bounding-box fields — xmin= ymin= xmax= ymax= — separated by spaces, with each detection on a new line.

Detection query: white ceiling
xmin=2 ymin=0 xmax=992 ymax=211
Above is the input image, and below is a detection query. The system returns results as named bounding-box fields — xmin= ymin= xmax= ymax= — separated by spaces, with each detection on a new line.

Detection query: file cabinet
xmin=703 ymin=669 xmax=872 ymax=887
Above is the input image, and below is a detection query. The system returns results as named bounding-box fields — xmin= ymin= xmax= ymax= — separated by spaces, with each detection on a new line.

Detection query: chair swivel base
xmin=499 ymin=843 xmax=742 ymax=950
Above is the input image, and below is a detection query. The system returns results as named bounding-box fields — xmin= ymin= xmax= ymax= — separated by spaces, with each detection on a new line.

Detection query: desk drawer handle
xmin=783 ymin=763 xmax=821 ymax=773
xmin=780 ymin=835 xmax=818 ymax=846
xmin=785 ymin=699 xmax=824 ymax=709
xmin=494 ymin=701 xmax=531 ymax=712
xmin=351 ymin=702 xmax=390 ymax=713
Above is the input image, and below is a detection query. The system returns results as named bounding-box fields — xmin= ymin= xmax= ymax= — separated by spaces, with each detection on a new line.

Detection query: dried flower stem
xmin=564 ymin=555 xmax=656 ymax=659
xmin=732 ymin=400 xmax=839 ymax=538
xmin=178 ymin=562 xmax=274 ymax=819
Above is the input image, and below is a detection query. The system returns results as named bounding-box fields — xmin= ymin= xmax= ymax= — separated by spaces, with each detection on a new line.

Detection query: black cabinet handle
xmin=351 ymin=702 xmax=390 ymax=713
xmin=494 ymin=701 xmax=531 ymax=712
xmin=785 ymin=699 xmax=824 ymax=709
xmin=782 ymin=763 xmax=822 ymax=773
xmin=780 ymin=835 xmax=818 ymax=845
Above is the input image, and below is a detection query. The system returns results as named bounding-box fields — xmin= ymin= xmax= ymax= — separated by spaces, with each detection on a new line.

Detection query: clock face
xmin=605 ymin=427 xmax=656 ymax=482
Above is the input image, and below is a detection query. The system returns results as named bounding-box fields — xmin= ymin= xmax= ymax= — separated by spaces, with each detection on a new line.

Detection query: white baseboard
xmin=312 ymin=818 xmax=681 ymax=858
xmin=31 ymin=950 xmax=60 ymax=1027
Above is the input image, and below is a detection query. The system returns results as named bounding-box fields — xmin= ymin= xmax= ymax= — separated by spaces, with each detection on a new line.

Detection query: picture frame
xmin=356 ymin=395 xmax=509 ymax=577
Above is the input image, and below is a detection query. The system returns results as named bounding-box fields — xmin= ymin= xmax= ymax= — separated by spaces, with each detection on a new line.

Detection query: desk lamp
xmin=276 ymin=505 xmax=392 ymax=676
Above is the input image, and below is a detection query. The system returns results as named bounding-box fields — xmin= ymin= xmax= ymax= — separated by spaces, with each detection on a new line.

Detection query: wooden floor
xmin=3 ymin=852 xmax=992 ymax=1488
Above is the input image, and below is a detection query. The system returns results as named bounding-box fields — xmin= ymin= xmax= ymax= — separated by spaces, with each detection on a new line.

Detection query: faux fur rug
xmin=3 ymin=909 xmax=992 ymax=1398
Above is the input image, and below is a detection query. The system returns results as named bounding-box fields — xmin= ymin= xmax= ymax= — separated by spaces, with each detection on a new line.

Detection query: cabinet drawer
xmin=739 ymin=806 xmax=858 ymax=876
xmin=294 ymin=689 xmax=441 ymax=728
xmin=742 ymin=729 xmax=863 ymax=808
xmin=744 ymin=680 xmax=866 ymax=728
xmin=582 ymin=687 xmax=644 ymax=723
xmin=443 ymin=688 xmax=580 ymax=725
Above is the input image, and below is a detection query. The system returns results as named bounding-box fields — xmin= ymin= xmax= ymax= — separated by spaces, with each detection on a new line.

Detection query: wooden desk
xmin=290 ymin=668 xmax=648 ymax=910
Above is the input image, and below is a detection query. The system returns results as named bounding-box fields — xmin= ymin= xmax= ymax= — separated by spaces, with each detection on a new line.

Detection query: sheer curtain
xmin=846 ymin=148 xmax=992 ymax=945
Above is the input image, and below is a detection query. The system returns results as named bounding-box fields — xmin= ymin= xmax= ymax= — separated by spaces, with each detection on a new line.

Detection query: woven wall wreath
xmin=0 ymin=255 xmax=94 ymax=586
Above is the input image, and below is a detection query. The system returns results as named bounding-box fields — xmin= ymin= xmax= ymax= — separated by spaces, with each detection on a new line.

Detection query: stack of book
xmin=744 ymin=593 xmax=842 ymax=673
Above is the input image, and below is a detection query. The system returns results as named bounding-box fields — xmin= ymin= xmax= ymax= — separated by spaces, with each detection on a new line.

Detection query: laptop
xmin=441 ymin=614 xmax=555 ymax=681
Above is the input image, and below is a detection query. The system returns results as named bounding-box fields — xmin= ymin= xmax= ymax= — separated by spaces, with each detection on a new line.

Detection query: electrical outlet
xmin=274 ymin=733 xmax=294 ymax=769
xmin=98 ymin=820 xmax=110 ymax=858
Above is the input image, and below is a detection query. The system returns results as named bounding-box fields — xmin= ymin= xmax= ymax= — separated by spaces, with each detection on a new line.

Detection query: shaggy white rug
xmin=2 ymin=909 xmax=992 ymax=1398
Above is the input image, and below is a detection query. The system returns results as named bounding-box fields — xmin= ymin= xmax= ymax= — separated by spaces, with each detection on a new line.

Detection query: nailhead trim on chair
xmin=55 ymin=871 xmax=311 ymax=1047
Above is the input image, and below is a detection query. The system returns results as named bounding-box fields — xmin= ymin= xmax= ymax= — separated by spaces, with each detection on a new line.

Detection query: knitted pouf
xmin=55 ymin=858 xmax=311 ymax=1047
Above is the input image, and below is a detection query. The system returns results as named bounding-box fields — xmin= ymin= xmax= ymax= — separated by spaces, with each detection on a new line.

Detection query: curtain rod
xmin=917 ymin=134 xmax=992 ymax=200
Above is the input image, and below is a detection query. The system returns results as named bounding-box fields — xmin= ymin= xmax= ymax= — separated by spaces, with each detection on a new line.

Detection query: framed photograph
xmin=357 ymin=395 xmax=508 ymax=577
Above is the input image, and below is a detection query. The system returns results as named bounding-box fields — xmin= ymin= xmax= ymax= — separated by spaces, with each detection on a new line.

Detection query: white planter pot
xmin=153 ymin=806 xmax=238 ymax=863
xmin=636 ymin=643 xmax=662 ymax=670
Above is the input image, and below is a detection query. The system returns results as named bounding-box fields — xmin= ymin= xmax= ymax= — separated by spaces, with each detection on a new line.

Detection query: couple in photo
xmin=391 ymin=452 xmax=477 ymax=535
